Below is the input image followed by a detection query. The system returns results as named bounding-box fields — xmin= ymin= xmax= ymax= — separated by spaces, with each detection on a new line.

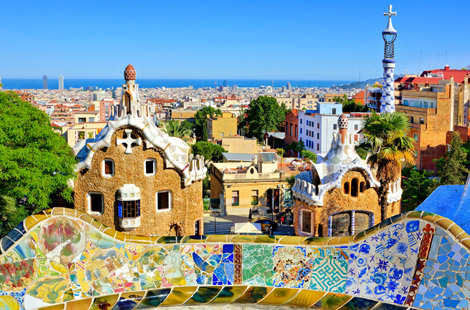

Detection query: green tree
xmin=192 ymin=141 xmax=227 ymax=162
xmin=333 ymin=95 xmax=369 ymax=112
xmin=194 ymin=107 xmax=222 ymax=141
xmin=356 ymin=111 xmax=415 ymax=220
xmin=162 ymin=119 xmax=192 ymax=139
xmin=245 ymin=96 xmax=289 ymax=141
xmin=237 ymin=106 xmax=247 ymax=135
xmin=285 ymin=176 xmax=296 ymax=187
xmin=0 ymin=92 xmax=76 ymax=236
xmin=300 ymin=150 xmax=317 ymax=163
xmin=401 ymin=167 xmax=438 ymax=211
xmin=285 ymin=140 xmax=305 ymax=156
xmin=436 ymin=132 xmax=469 ymax=185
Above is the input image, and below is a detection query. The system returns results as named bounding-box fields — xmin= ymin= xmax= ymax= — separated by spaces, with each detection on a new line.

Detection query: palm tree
xmin=162 ymin=120 xmax=193 ymax=139
xmin=356 ymin=111 xmax=415 ymax=221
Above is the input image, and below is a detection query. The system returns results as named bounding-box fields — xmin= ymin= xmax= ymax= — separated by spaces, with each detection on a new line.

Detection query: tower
xmin=43 ymin=75 xmax=48 ymax=90
xmin=58 ymin=75 xmax=64 ymax=90
xmin=380 ymin=4 xmax=397 ymax=113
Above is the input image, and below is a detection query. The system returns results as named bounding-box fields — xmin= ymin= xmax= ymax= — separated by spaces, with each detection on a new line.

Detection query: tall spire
xmin=380 ymin=4 xmax=398 ymax=113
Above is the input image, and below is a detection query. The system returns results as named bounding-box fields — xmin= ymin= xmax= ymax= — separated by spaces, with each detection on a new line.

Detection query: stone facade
xmin=72 ymin=65 xmax=206 ymax=236
xmin=292 ymin=115 xmax=401 ymax=237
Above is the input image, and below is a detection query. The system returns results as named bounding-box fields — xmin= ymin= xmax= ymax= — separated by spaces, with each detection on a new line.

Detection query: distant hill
xmin=337 ymin=74 xmax=404 ymax=90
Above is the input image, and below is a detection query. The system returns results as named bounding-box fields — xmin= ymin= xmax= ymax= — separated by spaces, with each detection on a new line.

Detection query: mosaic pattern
xmin=0 ymin=208 xmax=470 ymax=309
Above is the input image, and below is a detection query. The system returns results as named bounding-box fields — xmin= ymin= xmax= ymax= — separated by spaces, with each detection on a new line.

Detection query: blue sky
xmin=1 ymin=0 xmax=469 ymax=80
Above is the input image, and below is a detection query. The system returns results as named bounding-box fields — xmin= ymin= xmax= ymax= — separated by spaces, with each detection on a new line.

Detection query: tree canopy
xmin=0 ymin=92 xmax=76 ymax=235
xmin=162 ymin=119 xmax=193 ymax=140
xmin=356 ymin=111 xmax=415 ymax=220
xmin=300 ymin=150 xmax=317 ymax=163
xmin=192 ymin=141 xmax=227 ymax=163
xmin=194 ymin=107 xmax=222 ymax=141
xmin=401 ymin=167 xmax=437 ymax=211
xmin=333 ymin=95 xmax=369 ymax=112
xmin=436 ymin=132 xmax=469 ymax=185
xmin=244 ymin=96 xmax=289 ymax=141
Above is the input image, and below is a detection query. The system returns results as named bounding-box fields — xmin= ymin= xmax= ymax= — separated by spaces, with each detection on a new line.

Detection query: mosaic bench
xmin=0 ymin=208 xmax=469 ymax=310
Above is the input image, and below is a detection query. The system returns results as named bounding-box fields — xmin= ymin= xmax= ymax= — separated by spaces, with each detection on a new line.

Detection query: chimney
xmin=445 ymin=65 xmax=450 ymax=71
xmin=338 ymin=114 xmax=349 ymax=144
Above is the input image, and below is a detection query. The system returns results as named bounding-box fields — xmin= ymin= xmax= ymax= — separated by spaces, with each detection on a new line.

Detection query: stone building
xmin=73 ymin=65 xmax=206 ymax=236
xmin=292 ymin=115 xmax=401 ymax=237
xmin=207 ymin=112 xmax=238 ymax=140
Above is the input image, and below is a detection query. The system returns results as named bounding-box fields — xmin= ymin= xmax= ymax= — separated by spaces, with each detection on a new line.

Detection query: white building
xmin=298 ymin=103 xmax=368 ymax=158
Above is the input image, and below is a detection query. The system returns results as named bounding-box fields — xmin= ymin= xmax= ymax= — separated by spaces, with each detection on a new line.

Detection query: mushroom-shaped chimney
xmin=124 ymin=64 xmax=136 ymax=81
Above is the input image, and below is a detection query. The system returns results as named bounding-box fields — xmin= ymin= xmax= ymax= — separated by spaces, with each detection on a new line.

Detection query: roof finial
xmin=124 ymin=64 xmax=136 ymax=81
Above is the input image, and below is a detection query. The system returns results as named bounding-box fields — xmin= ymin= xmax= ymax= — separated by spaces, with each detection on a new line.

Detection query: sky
xmin=1 ymin=0 xmax=469 ymax=80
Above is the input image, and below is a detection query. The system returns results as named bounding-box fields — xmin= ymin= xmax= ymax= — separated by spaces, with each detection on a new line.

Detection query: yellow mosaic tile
xmin=160 ymin=286 xmax=198 ymax=305
xmin=230 ymin=235 xmax=257 ymax=243
xmin=89 ymin=294 xmax=119 ymax=310
xmin=435 ymin=218 xmax=455 ymax=230
xmin=127 ymin=235 xmax=153 ymax=244
xmin=103 ymin=228 xmax=117 ymax=239
xmin=314 ymin=293 xmax=352 ymax=310
xmin=234 ymin=286 xmax=273 ymax=304
xmin=65 ymin=298 xmax=92 ymax=310
xmin=352 ymin=230 xmax=368 ymax=242
xmin=78 ymin=213 xmax=94 ymax=224
xmin=24 ymin=215 xmax=39 ymax=231
xmin=461 ymin=238 xmax=470 ymax=250
xmin=406 ymin=211 xmax=422 ymax=218
xmin=114 ymin=230 xmax=127 ymax=242
xmin=210 ymin=286 xmax=248 ymax=304
xmin=51 ymin=208 xmax=65 ymax=216
xmin=302 ymin=237 xmax=329 ymax=246
xmin=184 ymin=286 xmax=222 ymax=304
xmin=90 ymin=218 xmax=102 ymax=230
xmin=63 ymin=208 xmax=78 ymax=218
xmin=284 ymin=290 xmax=326 ymax=307
xmin=253 ymin=235 xmax=281 ymax=243
xmin=458 ymin=232 xmax=470 ymax=242
xmin=327 ymin=236 xmax=350 ymax=246
xmin=278 ymin=236 xmax=303 ymax=245
xmin=38 ymin=305 xmax=65 ymax=310
xmin=421 ymin=212 xmax=437 ymax=222
xmin=181 ymin=236 xmax=206 ymax=244
xmin=31 ymin=214 xmax=49 ymax=225
xmin=449 ymin=224 xmax=465 ymax=237
xmin=258 ymin=287 xmax=299 ymax=305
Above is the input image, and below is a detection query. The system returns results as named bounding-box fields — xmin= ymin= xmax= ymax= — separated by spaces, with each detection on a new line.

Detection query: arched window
xmin=351 ymin=178 xmax=358 ymax=197
xmin=360 ymin=181 xmax=365 ymax=193
xmin=343 ymin=182 xmax=350 ymax=194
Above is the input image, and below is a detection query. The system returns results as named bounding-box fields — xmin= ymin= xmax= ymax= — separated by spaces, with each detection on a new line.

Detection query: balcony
xmin=402 ymin=90 xmax=438 ymax=99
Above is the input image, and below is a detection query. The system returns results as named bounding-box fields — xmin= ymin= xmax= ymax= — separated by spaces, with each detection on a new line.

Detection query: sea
xmin=1 ymin=79 xmax=351 ymax=90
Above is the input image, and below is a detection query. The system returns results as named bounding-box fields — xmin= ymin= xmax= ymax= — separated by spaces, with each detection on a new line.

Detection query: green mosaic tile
xmin=242 ymin=244 xmax=274 ymax=286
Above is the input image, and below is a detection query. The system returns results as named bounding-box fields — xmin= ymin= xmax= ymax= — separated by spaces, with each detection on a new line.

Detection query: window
xmin=354 ymin=135 xmax=358 ymax=142
xmin=317 ymin=143 xmax=319 ymax=151
xmin=354 ymin=124 xmax=358 ymax=130
xmin=317 ymin=133 xmax=319 ymax=139
xmin=333 ymin=124 xmax=337 ymax=130
xmin=78 ymin=117 xmax=86 ymax=123
xmin=194 ymin=220 xmax=201 ymax=235
xmin=220 ymin=132 xmax=224 ymax=137
xmin=344 ymin=182 xmax=350 ymax=194
xmin=145 ymin=159 xmax=156 ymax=176
xmin=232 ymin=191 xmax=239 ymax=206
xmin=103 ymin=159 xmax=114 ymax=177
xmin=119 ymin=200 xmax=141 ymax=218
xmin=360 ymin=181 xmax=365 ymax=193
xmin=302 ymin=211 xmax=312 ymax=233
xmin=331 ymin=211 xmax=372 ymax=236
xmin=420 ymin=118 xmax=424 ymax=124
xmin=332 ymin=108 xmax=336 ymax=115
xmin=317 ymin=123 xmax=319 ymax=129
xmin=89 ymin=117 xmax=95 ymax=122
xmin=300 ymin=128 xmax=302 ymax=134
xmin=290 ymin=124 xmax=293 ymax=136
xmin=88 ymin=192 xmax=104 ymax=214
xmin=351 ymin=178 xmax=359 ymax=197
xmin=410 ymin=116 xmax=414 ymax=123
xmin=331 ymin=212 xmax=351 ymax=236
xmin=355 ymin=212 xmax=371 ymax=234
xmin=251 ymin=190 xmax=259 ymax=205
xmin=300 ymin=119 xmax=302 ymax=124
xmin=156 ymin=191 xmax=171 ymax=211
xmin=414 ymin=134 xmax=418 ymax=141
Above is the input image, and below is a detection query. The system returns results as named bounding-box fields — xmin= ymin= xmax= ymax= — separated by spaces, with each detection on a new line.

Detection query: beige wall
xmin=74 ymin=127 xmax=203 ymax=236
xmin=208 ymin=113 xmax=238 ymax=140
xmin=63 ymin=122 xmax=107 ymax=147
xmin=220 ymin=137 xmax=259 ymax=154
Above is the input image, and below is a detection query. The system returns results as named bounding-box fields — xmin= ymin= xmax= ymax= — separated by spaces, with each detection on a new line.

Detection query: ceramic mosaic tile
xmin=1 ymin=208 xmax=470 ymax=310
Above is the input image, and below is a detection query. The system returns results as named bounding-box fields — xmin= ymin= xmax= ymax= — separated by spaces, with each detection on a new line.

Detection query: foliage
xmin=244 ymin=96 xmax=289 ymax=141
xmin=435 ymin=132 xmax=469 ymax=185
xmin=356 ymin=111 xmax=415 ymax=220
xmin=333 ymin=95 xmax=369 ymax=112
xmin=162 ymin=119 xmax=192 ymax=139
xmin=0 ymin=92 xmax=76 ymax=236
xmin=194 ymin=107 xmax=222 ymax=141
xmin=276 ymin=148 xmax=285 ymax=158
xmin=180 ymin=120 xmax=194 ymax=133
xmin=286 ymin=176 xmax=296 ymax=187
xmin=401 ymin=167 xmax=438 ymax=211
xmin=192 ymin=141 xmax=227 ymax=162
xmin=300 ymin=150 xmax=317 ymax=163
xmin=237 ymin=106 xmax=247 ymax=135
xmin=0 ymin=195 xmax=28 ymax=238
xmin=202 ymin=175 xmax=210 ymax=198
xmin=285 ymin=140 xmax=305 ymax=154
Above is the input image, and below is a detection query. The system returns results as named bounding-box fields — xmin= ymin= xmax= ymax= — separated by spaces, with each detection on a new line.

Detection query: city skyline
xmin=1 ymin=1 xmax=469 ymax=80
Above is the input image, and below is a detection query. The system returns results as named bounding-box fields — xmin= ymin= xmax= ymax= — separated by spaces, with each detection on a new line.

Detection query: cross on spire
xmin=383 ymin=4 xmax=397 ymax=33
xmin=384 ymin=4 xmax=397 ymax=18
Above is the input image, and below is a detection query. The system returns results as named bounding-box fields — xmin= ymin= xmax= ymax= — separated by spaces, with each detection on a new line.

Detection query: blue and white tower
xmin=380 ymin=4 xmax=397 ymax=113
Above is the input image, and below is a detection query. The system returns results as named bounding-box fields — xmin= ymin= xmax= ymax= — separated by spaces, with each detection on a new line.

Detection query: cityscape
xmin=1 ymin=1 xmax=470 ymax=310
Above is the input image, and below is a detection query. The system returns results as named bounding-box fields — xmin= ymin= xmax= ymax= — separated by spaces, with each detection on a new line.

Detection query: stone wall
xmin=74 ymin=127 xmax=203 ymax=236
xmin=1 ymin=208 xmax=470 ymax=309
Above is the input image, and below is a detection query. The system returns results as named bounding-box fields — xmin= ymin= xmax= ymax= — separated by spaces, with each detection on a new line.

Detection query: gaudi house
xmin=72 ymin=65 xmax=206 ymax=236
